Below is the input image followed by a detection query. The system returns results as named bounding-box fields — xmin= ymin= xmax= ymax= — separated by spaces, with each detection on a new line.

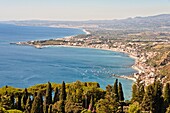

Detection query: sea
xmin=0 ymin=23 xmax=137 ymax=99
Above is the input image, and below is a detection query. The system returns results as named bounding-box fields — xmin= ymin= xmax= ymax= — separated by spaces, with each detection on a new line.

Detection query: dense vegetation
xmin=0 ymin=79 xmax=170 ymax=113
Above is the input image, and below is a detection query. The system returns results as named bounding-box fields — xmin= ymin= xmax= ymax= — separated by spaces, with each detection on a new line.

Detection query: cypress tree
xmin=60 ymin=81 xmax=66 ymax=101
xmin=164 ymin=83 xmax=170 ymax=106
xmin=88 ymin=96 xmax=94 ymax=111
xmin=17 ymin=94 xmax=22 ymax=110
xmin=131 ymin=79 xmax=145 ymax=103
xmin=45 ymin=82 xmax=52 ymax=105
xmin=25 ymin=97 xmax=32 ymax=113
xmin=82 ymin=95 xmax=85 ymax=108
xmin=38 ymin=92 xmax=43 ymax=113
xmin=53 ymin=87 xmax=59 ymax=103
xmin=59 ymin=100 xmax=65 ymax=113
xmin=83 ymin=94 xmax=88 ymax=109
xmin=166 ymin=105 xmax=170 ymax=113
xmin=113 ymin=79 xmax=119 ymax=102
xmin=10 ymin=93 xmax=15 ymax=109
xmin=31 ymin=96 xmax=40 ymax=113
xmin=48 ymin=104 xmax=52 ymax=113
xmin=32 ymin=92 xmax=37 ymax=102
xmin=31 ymin=92 xmax=43 ymax=113
xmin=22 ymin=88 xmax=28 ymax=109
xmin=118 ymin=82 xmax=124 ymax=101
xmin=141 ymin=85 xmax=154 ymax=112
xmin=153 ymin=81 xmax=163 ymax=113
xmin=132 ymin=84 xmax=138 ymax=102
xmin=45 ymin=82 xmax=52 ymax=113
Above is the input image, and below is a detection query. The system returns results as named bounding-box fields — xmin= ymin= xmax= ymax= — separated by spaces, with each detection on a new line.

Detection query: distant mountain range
xmin=1 ymin=14 xmax=170 ymax=31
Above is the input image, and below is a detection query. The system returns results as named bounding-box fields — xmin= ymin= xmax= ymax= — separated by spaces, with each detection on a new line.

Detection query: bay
xmin=0 ymin=23 xmax=137 ymax=99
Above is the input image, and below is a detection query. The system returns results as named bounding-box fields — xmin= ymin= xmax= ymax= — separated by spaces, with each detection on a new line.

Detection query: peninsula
xmin=11 ymin=14 xmax=170 ymax=86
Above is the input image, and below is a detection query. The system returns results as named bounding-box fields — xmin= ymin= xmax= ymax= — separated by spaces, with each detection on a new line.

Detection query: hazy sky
xmin=0 ymin=0 xmax=170 ymax=20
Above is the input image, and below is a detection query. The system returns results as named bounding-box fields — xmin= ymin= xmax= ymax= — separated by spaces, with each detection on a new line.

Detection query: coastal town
xmin=13 ymin=29 xmax=170 ymax=86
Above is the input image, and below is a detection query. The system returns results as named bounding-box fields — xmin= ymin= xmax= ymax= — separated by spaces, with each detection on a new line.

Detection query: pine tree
xmin=113 ymin=79 xmax=119 ymax=102
xmin=53 ymin=87 xmax=59 ymax=103
xmin=31 ymin=92 xmax=43 ymax=113
xmin=118 ymin=82 xmax=124 ymax=101
xmin=60 ymin=81 xmax=66 ymax=101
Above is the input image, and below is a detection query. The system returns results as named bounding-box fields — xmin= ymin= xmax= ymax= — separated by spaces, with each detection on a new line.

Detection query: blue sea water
xmin=0 ymin=23 xmax=136 ymax=99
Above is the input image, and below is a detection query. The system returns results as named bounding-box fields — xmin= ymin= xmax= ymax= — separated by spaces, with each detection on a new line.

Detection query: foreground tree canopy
xmin=0 ymin=79 xmax=169 ymax=113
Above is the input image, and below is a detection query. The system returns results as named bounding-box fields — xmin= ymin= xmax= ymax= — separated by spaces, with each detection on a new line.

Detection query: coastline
xmin=13 ymin=28 xmax=140 ymax=82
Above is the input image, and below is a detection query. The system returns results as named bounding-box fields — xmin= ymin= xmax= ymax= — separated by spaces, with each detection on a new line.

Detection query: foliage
xmin=1 ymin=80 xmax=169 ymax=113
xmin=118 ymin=82 xmax=124 ymax=101
xmin=65 ymin=100 xmax=84 ymax=113
xmin=7 ymin=109 xmax=23 ymax=113
xmin=141 ymin=85 xmax=155 ymax=112
xmin=30 ymin=92 xmax=43 ymax=113
xmin=113 ymin=79 xmax=119 ymax=102
xmin=60 ymin=81 xmax=66 ymax=101
xmin=96 ymin=98 xmax=118 ymax=113
xmin=0 ymin=107 xmax=7 ymax=113
xmin=131 ymin=79 xmax=145 ymax=103
xmin=166 ymin=105 xmax=170 ymax=113
xmin=128 ymin=102 xmax=141 ymax=113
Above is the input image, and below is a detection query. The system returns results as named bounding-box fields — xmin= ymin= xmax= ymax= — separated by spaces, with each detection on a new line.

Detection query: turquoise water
xmin=0 ymin=23 xmax=136 ymax=99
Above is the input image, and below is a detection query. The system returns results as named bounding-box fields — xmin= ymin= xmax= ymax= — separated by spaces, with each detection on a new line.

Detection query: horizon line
xmin=0 ymin=13 xmax=169 ymax=22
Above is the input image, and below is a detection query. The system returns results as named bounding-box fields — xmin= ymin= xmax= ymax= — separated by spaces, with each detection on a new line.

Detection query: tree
xmin=17 ymin=94 xmax=22 ymax=110
xmin=164 ymin=83 xmax=170 ymax=106
xmin=152 ymin=81 xmax=163 ymax=113
xmin=88 ymin=96 xmax=94 ymax=111
xmin=10 ymin=93 xmax=15 ymax=109
xmin=166 ymin=105 xmax=170 ymax=113
xmin=96 ymin=98 xmax=118 ymax=113
xmin=48 ymin=104 xmax=52 ymax=113
xmin=53 ymin=87 xmax=59 ymax=103
xmin=118 ymin=82 xmax=124 ymax=101
xmin=25 ymin=97 xmax=32 ymax=113
xmin=45 ymin=82 xmax=52 ymax=105
xmin=128 ymin=102 xmax=141 ymax=113
xmin=59 ymin=100 xmax=65 ymax=113
xmin=22 ymin=88 xmax=28 ymax=109
xmin=141 ymin=85 xmax=154 ymax=112
xmin=45 ymin=82 xmax=52 ymax=113
xmin=65 ymin=100 xmax=84 ymax=113
xmin=60 ymin=81 xmax=66 ymax=101
xmin=132 ymin=83 xmax=138 ymax=102
xmin=113 ymin=79 xmax=119 ymax=102
xmin=131 ymin=79 xmax=145 ymax=103
xmin=31 ymin=92 xmax=43 ymax=113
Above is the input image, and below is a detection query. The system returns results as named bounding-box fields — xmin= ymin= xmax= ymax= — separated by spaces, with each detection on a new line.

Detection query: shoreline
xmin=13 ymin=28 xmax=140 ymax=82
